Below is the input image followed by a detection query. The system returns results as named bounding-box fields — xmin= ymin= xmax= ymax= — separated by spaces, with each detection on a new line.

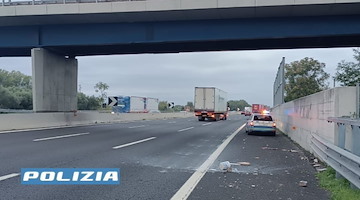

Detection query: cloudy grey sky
xmin=0 ymin=47 xmax=356 ymax=106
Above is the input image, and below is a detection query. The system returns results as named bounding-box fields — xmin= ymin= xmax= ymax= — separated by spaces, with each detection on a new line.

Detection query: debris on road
xmin=262 ymin=147 xmax=278 ymax=150
xmin=238 ymin=162 xmax=251 ymax=166
xmin=219 ymin=161 xmax=232 ymax=172
xmin=299 ymin=181 xmax=308 ymax=187
xmin=316 ymin=168 xmax=327 ymax=172
xmin=300 ymin=156 xmax=308 ymax=160
xmin=251 ymin=185 xmax=256 ymax=188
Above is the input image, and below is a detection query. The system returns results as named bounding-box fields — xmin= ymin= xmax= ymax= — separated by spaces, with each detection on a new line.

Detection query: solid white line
xmin=168 ymin=121 xmax=177 ymax=124
xmin=33 ymin=132 xmax=90 ymax=142
xmin=112 ymin=137 xmax=156 ymax=149
xmin=0 ymin=173 xmax=19 ymax=181
xmin=128 ymin=125 xmax=145 ymax=129
xmin=202 ymin=123 xmax=212 ymax=126
xmin=170 ymin=123 xmax=246 ymax=200
xmin=178 ymin=127 xmax=194 ymax=132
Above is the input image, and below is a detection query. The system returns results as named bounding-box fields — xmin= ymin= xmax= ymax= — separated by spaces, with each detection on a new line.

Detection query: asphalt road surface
xmin=0 ymin=114 xmax=329 ymax=200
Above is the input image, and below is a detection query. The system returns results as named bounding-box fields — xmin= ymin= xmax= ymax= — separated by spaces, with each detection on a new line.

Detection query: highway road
xmin=0 ymin=114 xmax=329 ymax=200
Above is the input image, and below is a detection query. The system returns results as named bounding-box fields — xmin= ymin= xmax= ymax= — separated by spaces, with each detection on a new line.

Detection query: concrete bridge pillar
xmin=31 ymin=48 xmax=78 ymax=112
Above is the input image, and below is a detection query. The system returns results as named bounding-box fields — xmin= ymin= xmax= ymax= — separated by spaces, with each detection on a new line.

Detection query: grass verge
xmin=317 ymin=167 xmax=360 ymax=200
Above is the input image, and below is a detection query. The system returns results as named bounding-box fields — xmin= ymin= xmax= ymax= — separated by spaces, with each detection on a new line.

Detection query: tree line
xmin=0 ymin=69 xmax=32 ymax=110
xmin=284 ymin=48 xmax=360 ymax=102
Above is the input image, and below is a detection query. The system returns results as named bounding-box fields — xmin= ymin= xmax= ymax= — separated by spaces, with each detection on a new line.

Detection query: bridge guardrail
xmin=1 ymin=0 xmax=144 ymax=6
xmin=310 ymin=117 xmax=360 ymax=189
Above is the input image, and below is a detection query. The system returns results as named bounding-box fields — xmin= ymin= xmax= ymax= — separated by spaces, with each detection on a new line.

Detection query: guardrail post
xmin=351 ymin=125 xmax=360 ymax=189
xmin=336 ymin=123 xmax=346 ymax=179
xmin=337 ymin=123 xmax=346 ymax=149
xmin=357 ymin=83 xmax=359 ymax=118
xmin=352 ymin=125 xmax=360 ymax=156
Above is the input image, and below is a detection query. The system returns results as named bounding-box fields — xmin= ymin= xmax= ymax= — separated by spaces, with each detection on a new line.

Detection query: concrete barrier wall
xmin=0 ymin=111 xmax=194 ymax=132
xmin=272 ymin=86 xmax=356 ymax=152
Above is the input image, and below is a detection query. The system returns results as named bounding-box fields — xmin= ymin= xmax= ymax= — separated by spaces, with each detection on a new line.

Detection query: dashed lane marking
xmin=112 ymin=137 xmax=156 ymax=149
xmin=33 ymin=132 xmax=90 ymax=142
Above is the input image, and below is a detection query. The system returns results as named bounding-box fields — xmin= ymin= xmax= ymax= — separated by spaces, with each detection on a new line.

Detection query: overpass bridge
xmin=1 ymin=0 xmax=360 ymax=112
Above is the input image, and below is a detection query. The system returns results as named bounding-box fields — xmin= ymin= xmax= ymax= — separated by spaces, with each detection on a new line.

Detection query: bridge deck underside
xmin=1 ymin=15 xmax=360 ymax=56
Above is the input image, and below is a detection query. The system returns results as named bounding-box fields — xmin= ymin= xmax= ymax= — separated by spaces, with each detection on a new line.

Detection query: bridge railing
xmin=310 ymin=117 xmax=360 ymax=189
xmin=1 ymin=0 xmax=144 ymax=6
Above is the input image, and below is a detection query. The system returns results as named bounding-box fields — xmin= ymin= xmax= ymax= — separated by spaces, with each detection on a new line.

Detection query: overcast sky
xmin=0 ymin=47 xmax=357 ymax=106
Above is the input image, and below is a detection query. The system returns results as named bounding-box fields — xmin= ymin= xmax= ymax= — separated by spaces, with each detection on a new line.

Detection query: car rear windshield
xmin=253 ymin=115 xmax=273 ymax=121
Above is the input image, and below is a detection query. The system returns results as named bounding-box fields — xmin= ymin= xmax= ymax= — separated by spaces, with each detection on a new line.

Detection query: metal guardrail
xmin=310 ymin=117 xmax=360 ymax=189
xmin=328 ymin=117 xmax=360 ymax=126
xmin=1 ymin=0 xmax=144 ymax=6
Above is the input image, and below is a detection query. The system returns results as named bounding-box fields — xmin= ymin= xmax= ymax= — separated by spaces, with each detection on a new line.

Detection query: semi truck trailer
xmin=244 ymin=106 xmax=252 ymax=116
xmin=194 ymin=87 xmax=228 ymax=121
xmin=112 ymin=96 xmax=146 ymax=113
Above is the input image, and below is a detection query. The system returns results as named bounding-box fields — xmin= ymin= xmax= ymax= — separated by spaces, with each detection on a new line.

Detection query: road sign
xmin=168 ymin=102 xmax=175 ymax=108
xmin=108 ymin=96 xmax=118 ymax=106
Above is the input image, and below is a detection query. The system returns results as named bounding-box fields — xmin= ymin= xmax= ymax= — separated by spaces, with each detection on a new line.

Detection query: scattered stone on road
xmin=299 ymin=181 xmax=308 ymax=187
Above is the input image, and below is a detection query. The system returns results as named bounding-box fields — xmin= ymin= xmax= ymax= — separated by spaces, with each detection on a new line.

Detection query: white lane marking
xmin=112 ymin=137 xmax=156 ymax=149
xmin=128 ymin=125 xmax=146 ymax=129
xmin=178 ymin=127 xmax=194 ymax=132
xmin=170 ymin=123 xmax=246 ymax=200
xmin=33 ymin=132 xmax=90 ymax=142
xmin=202 ymin=123 xmax=212 ymax=126
xmin=168 ymin=121 xmax=177 ymax=124
xmin=0 ymin=173 xmax=19 ymax=181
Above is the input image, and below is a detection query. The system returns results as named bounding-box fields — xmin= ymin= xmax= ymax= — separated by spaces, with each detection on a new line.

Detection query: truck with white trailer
xmin=244 ymin=106 xmax=252 ymax=116
xmin=112 ymin=96 xmax=146 ymax=113
xmin=112 ymin=96 xmax=159 ymax=113
xmin=194 ymin=87 xmax=228 ymax=121
xmin=145 ymin=97 xmax=160 ymax=113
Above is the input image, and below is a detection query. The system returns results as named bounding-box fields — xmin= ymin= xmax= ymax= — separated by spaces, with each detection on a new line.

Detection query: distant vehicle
xmin=112 ymin=96 xmax=159 ymax=113
xmin=244 ymin=107 xmax=252 ymax=116
xmin=111 ymin=96 xmax=145 ymax=113
xmin=146 ymin=98 xmax=159 ymax=113
xmin=194 ymin=87 xmax=228 ymax=121
xmin=245 ymin=113 xmax=276 ymax=136
xmin=251 ymin=104 xmax=271 ymax=114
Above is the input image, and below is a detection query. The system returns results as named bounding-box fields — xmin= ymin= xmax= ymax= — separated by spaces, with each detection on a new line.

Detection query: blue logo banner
xmin=21 ymin=168 xmax=120 ymax=185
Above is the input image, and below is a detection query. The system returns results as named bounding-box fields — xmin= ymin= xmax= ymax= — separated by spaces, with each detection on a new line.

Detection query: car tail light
xmin=250 ymin=121 xmax=254 ymax=126
xmin=272 ymin=122 xmax=276 ymax=127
